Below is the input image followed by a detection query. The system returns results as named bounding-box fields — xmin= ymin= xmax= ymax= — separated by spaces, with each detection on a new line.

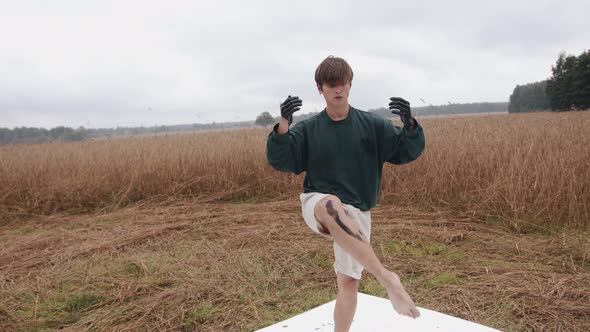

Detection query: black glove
xmin=280 ymin=95 xmax=302 ymax=125
xmin=389 ymin=97 xmax=415 ymax=129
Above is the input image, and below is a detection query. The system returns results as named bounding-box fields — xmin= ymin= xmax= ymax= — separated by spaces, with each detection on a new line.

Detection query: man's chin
xmin=327 ymin=100 xmax=347 ymax=109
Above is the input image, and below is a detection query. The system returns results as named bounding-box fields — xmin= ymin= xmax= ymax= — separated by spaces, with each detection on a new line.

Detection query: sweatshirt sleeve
xmin=266 ymin=121 xmax=307 ymax=174
xmin=379 ymin=117 xmax=425 ymax=165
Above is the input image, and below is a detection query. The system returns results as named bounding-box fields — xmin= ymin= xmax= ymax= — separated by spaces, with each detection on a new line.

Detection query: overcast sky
xmin=1 ymin=0 xmax=588 ymax=129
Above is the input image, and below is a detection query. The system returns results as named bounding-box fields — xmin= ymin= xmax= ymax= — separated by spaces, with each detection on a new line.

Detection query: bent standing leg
xmin=334 ymin=272 xmax=360 ymax=332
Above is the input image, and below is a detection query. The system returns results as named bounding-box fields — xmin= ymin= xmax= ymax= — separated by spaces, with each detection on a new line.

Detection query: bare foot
xmin=383 ymin=271 xmax=420 ymax=318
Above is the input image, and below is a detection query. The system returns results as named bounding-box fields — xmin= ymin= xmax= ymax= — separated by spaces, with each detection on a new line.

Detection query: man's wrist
xmin=405 ymin=117 xmax=416 ymax=130
xmin=275 ymin=118 xmax=289 ymax=135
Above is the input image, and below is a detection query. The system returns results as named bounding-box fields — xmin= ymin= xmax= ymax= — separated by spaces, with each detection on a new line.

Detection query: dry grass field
xmin=0 ymin=111 xmax=589 ymax=331
xmin=1 ymin=111 xmax=588 ymax=229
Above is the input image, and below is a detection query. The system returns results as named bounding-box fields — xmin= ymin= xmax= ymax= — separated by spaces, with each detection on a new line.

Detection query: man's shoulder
xmin=351 ymin=106 xmax=388 ymax=124
xmin=293 ymin=112 xmax=323 ymax=127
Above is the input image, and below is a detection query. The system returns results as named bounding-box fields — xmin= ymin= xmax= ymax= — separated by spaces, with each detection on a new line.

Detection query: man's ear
xmin=317 ymin=84 xmax=323 ymax=94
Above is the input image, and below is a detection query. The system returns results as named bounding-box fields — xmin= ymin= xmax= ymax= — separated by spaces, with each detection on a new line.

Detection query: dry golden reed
xmin=0 ymin=111 xmax=588 ymax=227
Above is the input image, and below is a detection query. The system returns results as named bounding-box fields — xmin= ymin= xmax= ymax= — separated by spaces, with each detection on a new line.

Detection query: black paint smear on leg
xmin=326 ymin=200 xmax=365 ymax=242
xmin=343 ymin=208 xmax=364 ymax=240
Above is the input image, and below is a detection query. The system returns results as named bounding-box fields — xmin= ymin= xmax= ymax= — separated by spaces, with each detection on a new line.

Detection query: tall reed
xmin=1 ymin=112 xmax=588 ymax=227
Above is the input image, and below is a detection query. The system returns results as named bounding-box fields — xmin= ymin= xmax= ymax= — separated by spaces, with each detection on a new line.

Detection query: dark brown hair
xmin=314 ymin=55 xmax=353 ymax=88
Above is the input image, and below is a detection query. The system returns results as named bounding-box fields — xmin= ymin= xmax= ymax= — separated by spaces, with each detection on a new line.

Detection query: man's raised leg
xmin=314 ymin=195 xmax=420 ymax=319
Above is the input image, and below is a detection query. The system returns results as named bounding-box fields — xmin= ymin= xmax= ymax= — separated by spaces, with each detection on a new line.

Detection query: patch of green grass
xmin=153 ymin=278 xmax=176 ymax=288
xmin=309 ymin=251 xmax=331 ymax=268
xmin=13 ymin=291 xmax=37 ymax=322
xmin=570 ymin=229 xmax=590 ymax=241
xmin=8 ymin=225 xmax=35 ymax=236
xmin=19 ymin=226 xmax=34 ymax=235
xmin=243 ymin=256 xmax=275 ymax=283
xmin=422 ymin=243 xmax=446 ymax=255
xmin=39 ymin=314 xmax=79 ymax=329
xmin=401 ymin=271 xmax=459 ymax=290
xmin=56 ymin=279 xmax=83 ymax=292
xmin=383 ymin=239 xmax=468 ymax=263
xmin=482 ymin=215 xmax=506 ymax=227
xmin=482 ymin=302 xmax=521 ymax=332
xmin=517 ymin=222 xmax=556 ymax=236
xmin=234 ymin=255 xmax=285 ymax=302
xmin=360 ymin=276 xmax=386 ymax=297
xmin=122 ymin=262 xmax=145 ymax=278
xmin=480 ymin=259 xmax=553 ymax=272
xmin=384 ymin=239 xmax=434 ymax=257
xmin=444 ymin=250 xmax=465 ymax=262
xmin=480 ymin=259 xmax=513 ymax=268
xmin=296 ymin=287 xmax=335 ymax=312
xmin=62 ymin=221 xmax=91 ymax=230
xmin=182 ymin=302 xmax=219 ymax=327
xmin=555 ymin=246 xmax=590 ymax=272
xmin=62 ymin=217 xmax=119 ymax=231
xmin=60 ymin=293 xmax=102 ymax=312
xmin=423 ymin=271 xmax=458 ymax=289
xmin=383 ymin=239 xmax=417 ymax=256
xmin=28 ymin=292 xmax=103 ymax=329
xmin=298 ymin=250 xmax=331 ymax=269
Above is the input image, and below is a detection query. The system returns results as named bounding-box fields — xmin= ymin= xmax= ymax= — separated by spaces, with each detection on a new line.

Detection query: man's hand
xmin=389 ymin=97 xmax=415 ymax=129
xmin=280 ymin=95 xmax=303 ymax=125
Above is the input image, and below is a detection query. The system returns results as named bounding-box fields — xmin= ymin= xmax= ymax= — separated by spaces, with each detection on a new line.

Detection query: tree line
xmin=0 ymin=121 xmax=260 ymax=145
xmin=0 ymin=126 xmax=88 ymax=145
xmin=370 ymin=102 xmax=507 ymax=119
xmin=254 ymin=102 xmax=508 ymax=128
xmin=509 ymin=81 xmax=549 ymax=113
xmin=509 ymin=50 xmax=589 ymax=113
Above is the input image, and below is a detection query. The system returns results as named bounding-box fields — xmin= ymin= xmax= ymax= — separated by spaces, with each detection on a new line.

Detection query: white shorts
xmin=299 ymin=192 xmax=372 ymax=280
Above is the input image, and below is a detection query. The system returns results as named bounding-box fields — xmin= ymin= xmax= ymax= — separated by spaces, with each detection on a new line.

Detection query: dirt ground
xmin=1 ymin=198 xmax=589 ymax=331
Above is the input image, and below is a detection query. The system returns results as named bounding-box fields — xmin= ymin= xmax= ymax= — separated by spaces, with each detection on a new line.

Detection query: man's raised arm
xmin=266 ymin=95 xmax=307 ymax=174
xmin=381 ymin=97 xmax=425 ymax=165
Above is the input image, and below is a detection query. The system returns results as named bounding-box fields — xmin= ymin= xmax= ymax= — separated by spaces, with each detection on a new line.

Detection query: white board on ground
xmin=256 ymin=293 xmax=500 ymax=332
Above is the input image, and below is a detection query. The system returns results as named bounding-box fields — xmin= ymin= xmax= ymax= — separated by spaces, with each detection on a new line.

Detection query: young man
xmin=266 ymin=56 xmax=425 ymax=332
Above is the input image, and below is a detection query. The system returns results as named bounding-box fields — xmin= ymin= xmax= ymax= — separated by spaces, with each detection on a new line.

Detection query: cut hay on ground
xmin=1 ymin=199 xmax=588 ymax=331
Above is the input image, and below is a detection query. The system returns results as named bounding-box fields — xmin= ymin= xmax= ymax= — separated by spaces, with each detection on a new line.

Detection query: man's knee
xmin=337 ymin=274 xmax=360 ymax=293
xmin=314 ymin=195 xmax=342 ymax=228
xmin=314 ymin=195 xmax=366 ymax=242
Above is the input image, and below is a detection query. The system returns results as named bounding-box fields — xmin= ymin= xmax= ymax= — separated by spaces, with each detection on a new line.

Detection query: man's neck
xmin=325 ymin=103 xmax=350 ymax=121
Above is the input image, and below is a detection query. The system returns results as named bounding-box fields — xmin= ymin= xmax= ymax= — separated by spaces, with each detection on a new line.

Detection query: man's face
xmin=318 ymin=81 xmax=351 ymax=107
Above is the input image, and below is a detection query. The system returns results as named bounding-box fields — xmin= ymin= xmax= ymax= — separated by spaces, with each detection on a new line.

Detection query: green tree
xmin=573 ymin=50 xmax=590 ymax=109
xmin=0 ymin=126 xmax=90 ymax=145
xmin=0 ymin=128 xmax=14 ymax=144
xmin=255 ymin=112 xmax=274 ymax=127
xmin=509 ymin=81 xmax=549 ymax=113
xmin=546 ymin=50 xmax=590 ymax=111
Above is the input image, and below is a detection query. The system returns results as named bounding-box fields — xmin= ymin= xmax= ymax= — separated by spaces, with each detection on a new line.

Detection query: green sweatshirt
xmin=266 ymin=105 xmax=425 ymax=211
